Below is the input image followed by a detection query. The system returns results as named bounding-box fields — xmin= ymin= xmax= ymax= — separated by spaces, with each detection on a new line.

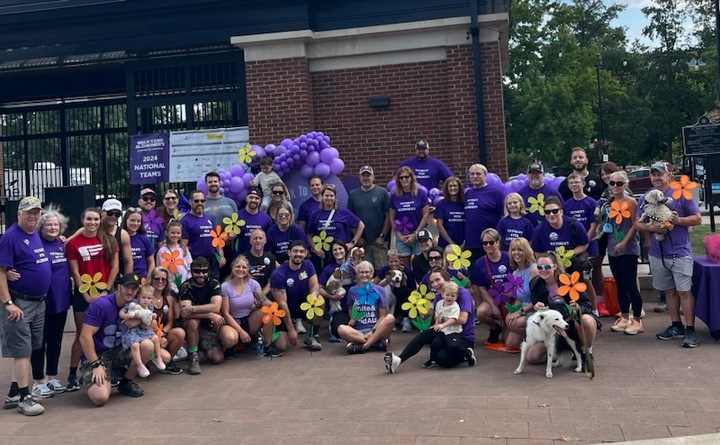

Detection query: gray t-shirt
xmin=348 ymin=185 xmax=389 ymax=241
xmin=204 ymin=196 xmax=239 ymax=227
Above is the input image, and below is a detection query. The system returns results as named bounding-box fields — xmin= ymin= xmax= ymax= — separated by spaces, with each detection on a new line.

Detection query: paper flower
xmin=238 ymin=143 xmax=256 ymax=164
xmin=669 ymin=175 xmax=697 ymax=201
xmin=393 ymin=216 xmax=414 ymax=235
xmin=527 ymin=193 xmax=546 ymax=215
xmin=356 ymin=282 xmax=380 ymax=306
xmin=299 ymin=294 xmax=325 ymax=320
xmin=506 ymin=274 xmax=525 ymax=299
xmin=261 ymin=301 xmax=286 ymax=325
xmin=488 ymin=279 xmax=513 ymax=306
xmin=223 ymin=213 xmax=245 ymax=235
xmin=555 ymin=246 xmax=574 ymax=269
xmin=608 ymin=200 xmax=630 ymax=224
xmin=402 ymin=284 xmax=432 ymax=319
xmin=312 ymin=230 xmax=333 ymax=252
xmin=78 ymin=272 xmax=107 ymax=298
xmin=143 ymin=209 xmax=164 ymax=230
xmin=156 ymin=321 xmax=164 ymax=339
xmin=210 ymin=225 xmax=227 ymax=248
xmin=446 ymin=245 xmax=472 ymax=270
xmin=160 ymin=250 xmax=184 ymax=274
xmin=558 ymin=271 xmax=587 ymax=301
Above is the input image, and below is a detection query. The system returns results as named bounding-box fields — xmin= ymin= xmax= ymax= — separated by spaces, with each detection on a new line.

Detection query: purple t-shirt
xmin=563 ymin=196 xmax=599 ymax=256
xmin=307 ymin=208 xmax=361 ymax=243
xmin=346 ymin=283 xmax=387 ymax=331
xmin=82 ymin=293 xmax=122 ymax=358
xmin=434 ymin=198 xmax=465 ymax=247
xmin=42 ymin=237 xmax=72 ymax=315
xmin=130 ymin=233 xmax=156 ymax=278
xmin=496 ymin=216 xmax=535 ymax=250
xmin=270 ymin=260 xmax=317 ymax=315
xmin=0 ymin=223 xmax=52 ymax=297
xmin=221 ymin=279 xmax=261 ymax=319
xmin=398 ymin=157 xmax=453 ymax=191
xmin=297 ymin=197 xmax=321 ymax=225
xmin=518 ymin=184 xmax=564 ymax=227
xmin=432 ymin=287 xmax=475 ymax=343
xmin=470 ymin=251 xmax=512 ymax=289
xmin=181 ymin=213 xmax=216 ymax=258
xmin=237 ymin=209 xmax=273 ymax=254
xmin=266 ymin=223 xmax=309 ymax=264
xmin=531 ymin=217 xmax=590 ymax=254
xmin=638 ymin=188 xmax=699 ymax=258
xmin=464 ymin=186 xmax=505 ymax=249
xmin=390 ymin=189 xmax=429 ymax=235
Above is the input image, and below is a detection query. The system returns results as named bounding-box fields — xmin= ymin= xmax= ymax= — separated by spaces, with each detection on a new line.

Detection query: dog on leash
xmin=514 ymin=309 xmax=582 ymax=378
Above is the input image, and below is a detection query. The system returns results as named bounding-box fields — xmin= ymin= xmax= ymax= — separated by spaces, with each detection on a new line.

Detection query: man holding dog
xmin=636 ymin=161 xmax=701 ymax=348
xmin=348 ymin=165 xmax=390 ymax=271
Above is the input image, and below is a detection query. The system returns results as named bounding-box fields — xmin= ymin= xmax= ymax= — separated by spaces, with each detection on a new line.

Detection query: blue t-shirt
xmin=470 ymin=251 xmax=512 ymax=289
xmin=42 ymin=237 xmax=72 ymax=315
xmin=0 ymin=223 xmax=52 ymax=297
xmin=496 ymin=216 xmax=535 ymax=250
xmin=82 ymin=293 xmax=122 ymax=358
xmin=236 ymin=209 xmax=273 ymax=254
xmin=638 ymin=188 xmax=699 ymax=259
xmin=130 ymin=233 xmax=156 ymax=278
xmin=434 ymin=198 xmax=465 ymax=247
xmin=270 ymin=260 xmax=317 ymax=316
xmin=297 ymin=197 xmax=321 ymax=225
xmin=346 ymin=283 xmax=387 ymax=331
xmin=531 ymin=217 xmax=590 ymax=254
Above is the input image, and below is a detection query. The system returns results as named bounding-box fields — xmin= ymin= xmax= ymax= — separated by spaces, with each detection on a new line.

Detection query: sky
xmin=609 ymin=0 xmax=653 ymax=46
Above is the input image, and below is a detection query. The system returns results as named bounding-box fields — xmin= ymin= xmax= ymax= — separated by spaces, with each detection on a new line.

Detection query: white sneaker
xmin=31 ymin=383 xmax=54 ymax=400
xmin=173 ymin=346 xmax=188 ymax=361
xmin=384 ymin=352 xmax=401 ymax=374
xmin=401 ymin=317 xmax=412 ymax=333
xmin=295 ymin=319 xmax=307 ymax=334
xmin=17 ymin=395 xmax=44 ymax=416
xmin=45 ymin=378 xmax=66 ymax=394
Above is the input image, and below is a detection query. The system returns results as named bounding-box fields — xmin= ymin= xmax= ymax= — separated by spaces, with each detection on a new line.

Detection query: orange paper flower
xmin=261 ymin=301 xmax=286 ymax=326
xmin=156 ymin=321 xmax=164 ymax=339
xmin=210 ymin=225 xmax=227 ymax=248
xmin=161 ymin=250 xmax=184 ymax=274
xmin=558 ymin=271 xmax=587 ymax=301
xmin=608 ymin=200 xmax=631 ymax=224
xmin=669 ymin=175 xmax=697 ymax=201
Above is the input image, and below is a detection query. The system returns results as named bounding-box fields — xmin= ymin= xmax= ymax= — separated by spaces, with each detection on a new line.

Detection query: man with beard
xmin=138 ymin=188 xmax=164 ymax=248
xmin=204 ymin=172 xmax=238 ymax=280
xmin=518 ymin=162 xmax=564 ymax=227
xmin=398 ymin=140 xmax=453 ymax=191
xmin=181 ymin=190 xmax=226 ymax=281
xmin=297 ymin=176 xmax=323 ymax=231
xmin=348 ymin=165 xmax=390 ymax=270
xmin=242 ymin=228 xmax=277 ymax=297
xmin=558 ymin=147 xmax=605 ymax=201
xmin=236 ymin=187 xmax=273 ymax=254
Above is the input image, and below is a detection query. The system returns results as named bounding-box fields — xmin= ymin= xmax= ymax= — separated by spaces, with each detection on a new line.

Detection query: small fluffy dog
xmin=325 ymin=269 xmax=346 ymax=313
xmin=514 ymin=309 xmax=582 ymax=378
xmin=639 ymin=189 xmax=674 ymax=241
xmin=326 ymin=247 xmax=365 ymax=313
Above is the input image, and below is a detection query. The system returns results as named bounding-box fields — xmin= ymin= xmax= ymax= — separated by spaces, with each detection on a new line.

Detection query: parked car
xmin=627 ymin=168 xmax=652 ymax=196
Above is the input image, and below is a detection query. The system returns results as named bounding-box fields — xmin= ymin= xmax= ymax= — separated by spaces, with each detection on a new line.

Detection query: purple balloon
xmin=253 ymin=146 xmax=266 ymax=159
xmin=329 ymin=158 xmax=345 ymax=175
xmin=242 ymin=172 xmax=254 ymax=187
xmin=281 ymin=161 xmax=288 ymax=170
xmin=314 ymin=162 xmax=331 ymax=178
xmin=429 ymin=187 xmax=441 ymax=200
xmin=298 ymin=135 xmax=307 ymax=143
xmin=230 ymin=164 xmax=245 ymax=177
xmin=299 ymin=142 xmax=308 ymax=150
xmin=299 ymin=149 xmax=307 ymax=158
xmin=273 ymin=164 xmax=281 ymax=173
xmin=433 ymin=196 xmax=443 ymax=206
xmin=292 ymin=154 xmax=301 ymax=162
xmin=281 ymin=138 xmax=293 ymax=148
xmin=486 ymin=173 xmax=502 ymax=190
xmin=300 ymin=164 xmax=315 ymax=179
xmin=229 ymin=177 xmax=243 ymax=194
xmin=319 ymin=140 xmax=329 ymax=150
xmin=306 ymin=151 xmax=321 ymax=167
xmin=222 ymin=179 xmax=231 ymax=188
xmin=542 ymin=176 xmax=551 ymax=185
xmin=551 ymin=176 xmax=565 ymax=190
xmin=320 ymin=147 xmax=338 ymax=164
xmin=265 ymin=144 xmax=276 ymax=156
xmin=286 ymin=157 xmax=295 ymax=167
xmin=517 ymin=173 xmax=527 ymax=182
xmin=418 ymin=184 xmax=428 ymax=196
xmin=275 ymin=145 xmax=287 ymax=156
xmin=323 ymin=135 xmax=330 ymax=144
xmin=387 ymin=180 xmax=396 ymax=193
xmin=196 ymin=178 xmax=209 ymax=196
xmin=502 ymin=182 xmax=514 ymax=197
xmin=289 ymin=145 xmax=299 ymax=155
xmin=310 ymin=131 xmax=318 ymax=138
xmin=236 ymin=189 xmax=248 ymax=202
xmin=317 ymin=131 xmax=325 ymax=138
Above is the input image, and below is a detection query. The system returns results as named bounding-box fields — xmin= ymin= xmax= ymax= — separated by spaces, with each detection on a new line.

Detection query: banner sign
xmin=169 ymin=127 xmax=249 ymax=182
xmin=129 ymin=133 xmax=170 ymax=184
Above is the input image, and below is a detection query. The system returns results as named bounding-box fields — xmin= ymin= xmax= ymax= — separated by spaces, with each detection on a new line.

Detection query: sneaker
xmin=65 ymin=375 xmax=79 ymax=393
xmin=401 ymin=317 xmax=412 ymax=333
xmin=223 ymin=348 xmax=236 ymax=360
xmin=611 ymin=317 xmax=631 ymax=332
xmin=640 ymin=308 xmax=646 ymax=318
xmin=152 ymin=357 xmax=166 ymax=371
xmin=17 ymin=395 xmax=44 ymax=416
xmin=656 ymin=325 xmax=685 ymax=340
xmin=109 ymin=368 xmax=122 ymax=388
xmin=31 ymin=382 xmax=54 ymax=399
xmin=263 ymin=345 xmax=284 ymax=358
xmin=136 ymin=364 xmax=150 ymax=378
xmin=45 ymin=378 xmax=66 ymax=394
xmin=116 ymin=379 xmax=144 ymax=397
xmin=682 ymin=331 xmax=698 ymax=348
xmin=303 ymin=336 xmax=322 ymax=351
xmin=346 ymin=342 xmax=365 ymax=354
xmin=4 ymin=394 xmax=20 ymax=409
xmin=624 ymin=319 xmax=644 ymax=335
xmin=328 ymin=334 xmax=344 ymax=343
xmin=654 ymin=303 xmax=668 ymax=313
xmin=596 ymin=302 xmax=610 ymax=317
xmin=384 ymin=352 xmax=401 ymax=374
xmin=466 ymin=347 xmax=477 ymax=367
xmin=187 ymin=355 xmax=201 ymax=375
xmin=422 ymin=359 xmax=437 ymax=368
xmin=294 ymin=318 xmax=307 ymax=334
xmin=373 ymin=339 xmax=388 ymax=351
xmin=487 ymin=325 xmax=502 ymax=344
xmin=160 ymin=360 xmax=183 ymax=375
xmin=173 ymin=346 xmax=188 ymax=361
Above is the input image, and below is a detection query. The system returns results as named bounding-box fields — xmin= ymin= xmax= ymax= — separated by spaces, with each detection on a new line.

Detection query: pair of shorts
xmin=79 ymin=345 xmax=131 ymax=389
xmin=395 ymin=238 xmax=420 ymax=257
xmin=233 ymin=316 xmax=250 ymax=332
xmin=649 ymin=255 xmax=693 ymax=292
xmin=199 ymin=326 xmax=222 ymax=352
xmin=0 ymin=298 xmax=44 ymax=358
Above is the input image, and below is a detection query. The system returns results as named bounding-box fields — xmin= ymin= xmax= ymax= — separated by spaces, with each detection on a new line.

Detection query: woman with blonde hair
xmin=390 ymin=167 xmax=431 ymax=267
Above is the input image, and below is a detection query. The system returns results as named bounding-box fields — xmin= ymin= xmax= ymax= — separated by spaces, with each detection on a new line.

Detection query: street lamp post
xmin=595 ymin=59 xmax=607 ymax=162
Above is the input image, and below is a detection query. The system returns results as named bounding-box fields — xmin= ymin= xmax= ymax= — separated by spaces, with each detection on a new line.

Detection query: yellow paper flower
xmin=312 ymin=230 xmax=334 ymax=252
xmin=446 ymin=244 xmax=471 ymax=270
xmin=299 ymin=294 xmax=325 ymax=320
xmin=555 ymin=246 xmax=574 ymax=269
xmin=401 ymin=284 xmax=432 ymax=319
xmin=238 ymin=143 xmax=257 ymax=164
xmin=223 ymin=213 xmax=245 ymax=235
xmin=558 ymin=271 xmax=587 ymax=301
xmin=78 ymin=272 xmax=108 ymax=298
xmin=527 ymin=193 xmax=546 ymax=215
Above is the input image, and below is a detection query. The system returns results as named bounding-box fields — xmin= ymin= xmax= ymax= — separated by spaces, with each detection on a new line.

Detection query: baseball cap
xmin=18 ymin=196 xmax=42 ymax=212
xmin=650 ymin=161 xmax=673 ymax=173
xmin=359 ymin=165 xmax=374 ymax=175
xmin=289 ymin=240 xmax=306 ymax=250
xmin=417 ymin=229 xmax=432 ymax=240
xmin=101 ymin=199 xmax=122 ymax=212
xmin=247 ymin=187 xmax=263 ymax=198
xmin=139 ymin=187 xmax=156 ymax=197
xmin=415 ymin=140 xmax=429 ymax=150
xmin=527 ymin=162 xmax=544 ymax=173
xmin=118 ymin=274 xmax=141 ymax=287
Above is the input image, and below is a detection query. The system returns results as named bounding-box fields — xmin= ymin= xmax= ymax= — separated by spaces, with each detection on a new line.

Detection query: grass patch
xmin=691 ymin=223 xmax=714 ymax=256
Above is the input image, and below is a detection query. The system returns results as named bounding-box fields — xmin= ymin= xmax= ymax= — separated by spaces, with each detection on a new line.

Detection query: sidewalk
xmin=1 ymin=308 xmax=719 ymax=444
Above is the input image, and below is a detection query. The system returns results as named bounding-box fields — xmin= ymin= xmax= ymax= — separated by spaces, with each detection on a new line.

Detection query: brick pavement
xmin=1 ymin=307 xmax=719 ymax=445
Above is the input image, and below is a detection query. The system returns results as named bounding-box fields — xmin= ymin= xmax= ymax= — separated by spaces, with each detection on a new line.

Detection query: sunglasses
xmin=272 ymin=190 xmax=285 ymax=195
xmin=609 ymin=180 xmax=625 ymax=187
xmin=482 ymin=240 xmax=496 ymax=246
xmin=193 ymin=199 xmax=206 ymax=204
xmin=106 ymin=211 xmax=122 ymax=218
xmin=398 ymin=175 xmax=411 ymax=180
xmin=142 ymin=196 xmax=156 ymax=202
xmin=537 ymin=264 xmax=554 ymax=271
xmin=322 ymin=185 xmax=336 ymax=191
xmin=428 ymin=256 xmax=443 ymax=261
xmin=277 ymin=213 xmax=291 ymax=218
xmin=127 ymin=207 xmax=142 ymax=213
xmin=152 ymin=277 xmax=167 ymax=282
xmin=192 ymin=269 xmax=209 ymax=274
xmin=544 ymin=208 xmax=561 ymax=215
xmin=164 ymin=196 xmax=177 ymax=201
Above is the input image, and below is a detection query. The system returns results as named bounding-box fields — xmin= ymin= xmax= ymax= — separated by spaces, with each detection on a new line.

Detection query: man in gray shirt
xmin=203 ymin=172 xmax=239 ymax=226
xmin=348 ymin=165 xmax=390 ymax=270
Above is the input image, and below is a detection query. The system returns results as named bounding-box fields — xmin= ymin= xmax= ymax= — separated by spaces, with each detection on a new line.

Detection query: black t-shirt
xmin=558 ymin=171 xmax=605 ymax=201
xmin=178 ymin=278 xmax=221 ymax=306
xmin=411 ymin=254 xmax=431 ymax=286
xmin=243 ymin=251 xmax=276 ymax=291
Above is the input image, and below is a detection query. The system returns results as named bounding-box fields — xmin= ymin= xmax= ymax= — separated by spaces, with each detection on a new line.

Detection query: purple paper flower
xmin=488 ymin=279 xmax=513 ymax=306
xmin=393 ymin=216 xmax=414 ymax=235
xmin=143 ymin=209 xmax=164 ymax=230
xmin=507 ymin=275 xmax=525 ymax=299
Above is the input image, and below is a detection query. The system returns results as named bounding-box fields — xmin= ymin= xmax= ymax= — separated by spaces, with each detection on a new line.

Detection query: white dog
xmin=514 ymin=309 xmax=582 ymax=378
xmin=639 ymin=189 xmax=674 ymax=241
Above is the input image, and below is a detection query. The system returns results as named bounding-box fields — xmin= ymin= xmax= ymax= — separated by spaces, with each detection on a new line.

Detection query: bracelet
xmin=350 ymin=239 xmax=356 ymax=245
xmin=90 ymin=359 xmax=103 ymax=369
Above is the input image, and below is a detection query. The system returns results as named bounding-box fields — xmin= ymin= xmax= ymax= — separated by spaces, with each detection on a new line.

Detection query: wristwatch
xmin=520 ymin=308 xmax=526 ymax=316
xmin=2 ymin=299 xmax=13 ymax=306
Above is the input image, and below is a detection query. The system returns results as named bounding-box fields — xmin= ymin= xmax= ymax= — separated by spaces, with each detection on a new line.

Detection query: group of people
xmin=0 ymin=140 xmax=702 ymax=416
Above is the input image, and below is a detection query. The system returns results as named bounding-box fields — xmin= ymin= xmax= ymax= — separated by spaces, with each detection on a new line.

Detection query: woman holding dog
xmin=319 ymin=240 xmax=355 ymax=341
xmin=526 ymin=252 xmax=598 ymax=365
xmin=603 ymin=170 xmax=644 ymax=335
xmin=384 ymin=268 xmax=476 ymax=373
xmin=389 ymin=167 xmax=431 ymax=268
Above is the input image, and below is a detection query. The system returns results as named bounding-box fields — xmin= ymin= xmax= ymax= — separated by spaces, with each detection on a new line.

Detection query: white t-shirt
xmin=434 ymin=300 xmax=462 ymax=335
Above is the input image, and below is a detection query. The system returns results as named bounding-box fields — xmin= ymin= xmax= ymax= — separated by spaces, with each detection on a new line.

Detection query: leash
xmin=568 ymin=305 xmax=594 ymax=379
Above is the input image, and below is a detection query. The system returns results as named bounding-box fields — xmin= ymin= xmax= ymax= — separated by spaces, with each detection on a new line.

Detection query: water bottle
xmin=255 ymin=335 xmax=264 ymax=360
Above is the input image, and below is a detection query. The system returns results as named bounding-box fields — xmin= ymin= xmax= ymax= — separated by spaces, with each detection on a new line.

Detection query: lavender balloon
xmin=320 ymin=147 xmax=338 ymax=164
xmin=329 ymin=158 xmax=345 ymax=175
xmin=300 ymin=164 xmax=315 ymax=179
xmin=306 ymin=151 xmax=321 ymax=167
xmin=230 ymin=164 xmax=245 ymax=177
xmin=242 ymin=172 xmax=254 ymax=187
xmin=387 ymin=180 xmax=396 ymax=194
xmin=281 ymin=138 xmax=293 ymax=148
xmin=230 ymin=177 xmax=244 ymax=193
xmin=196 ymin=178 xmax=209 ymax=196
xmin=314 ymin=162 xmax=331 ymax=178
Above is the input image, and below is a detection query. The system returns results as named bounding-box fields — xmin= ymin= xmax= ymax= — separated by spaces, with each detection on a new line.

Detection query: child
xmin=156 ymin=220 xmax=193 ymax=291
xmin=122 ymin=208 xmax=156 ymax=279
xmin=251 ymin=156 xmax=284 ymax=211
xmin=496 ymin=192 xmax=534 ymax=250
xmin=119 ymin=284 xmax=166 ymax=377
xmin=443 ymin=244 xmax=470 ymax=289
xmin=426 ymin=282 xmax=466 ymax=367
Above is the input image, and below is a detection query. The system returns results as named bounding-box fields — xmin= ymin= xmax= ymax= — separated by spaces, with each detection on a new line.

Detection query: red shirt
xmin=66 ymin=234 xmax=114 ymax=287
